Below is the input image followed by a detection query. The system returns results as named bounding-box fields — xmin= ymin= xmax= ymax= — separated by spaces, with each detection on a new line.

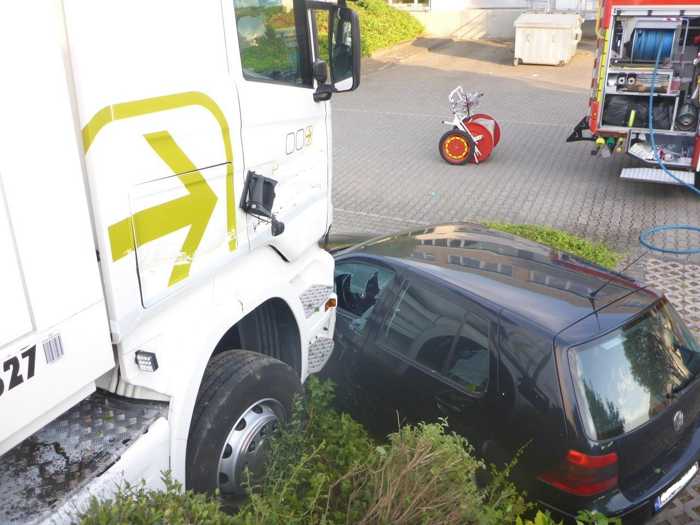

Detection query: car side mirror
xmin=329 ymin=7 xmax=361 ymax=93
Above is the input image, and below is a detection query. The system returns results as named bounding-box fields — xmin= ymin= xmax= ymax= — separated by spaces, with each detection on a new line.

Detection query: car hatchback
xmin=325 ymin=223 xmax=700 ymax=522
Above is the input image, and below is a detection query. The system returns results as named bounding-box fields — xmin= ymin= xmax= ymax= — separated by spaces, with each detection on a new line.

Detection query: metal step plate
xmin=0 ymin=390 xmax=167 ymax=525
xmin=307 ymin=337 xmax=335 ymax=374
xmin=620 ymin=167 xmax=696 ymax=186
xmin=299 ymin=285 xmax=333 ymax=318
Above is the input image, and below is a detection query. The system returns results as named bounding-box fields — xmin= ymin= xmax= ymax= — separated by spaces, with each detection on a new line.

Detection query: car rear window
xmin=569 ymin=300 xmax=700 ymax=441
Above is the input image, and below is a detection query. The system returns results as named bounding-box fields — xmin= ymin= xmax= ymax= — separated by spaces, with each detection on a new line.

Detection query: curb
xmin=363 ymin=37 xmax=454 ymax=74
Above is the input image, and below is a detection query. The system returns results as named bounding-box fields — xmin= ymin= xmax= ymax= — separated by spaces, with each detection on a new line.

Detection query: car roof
xmin=336 ymin=223 xmax=658 ymax=337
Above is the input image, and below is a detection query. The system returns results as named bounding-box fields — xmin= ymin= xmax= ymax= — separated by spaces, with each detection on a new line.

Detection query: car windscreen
xmin=569 ymin=300 xmax=700 ymax=441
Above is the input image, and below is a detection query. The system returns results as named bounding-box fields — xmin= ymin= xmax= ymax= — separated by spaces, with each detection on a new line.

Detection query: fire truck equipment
xmin=439 ymin=87 xmax=500 ymax=165
xmin=567 ymin=0 xmax=700 ymax=187
xmin=639 ymin=45 xmax=700 ymax=254
xmin=676 ymin=102 xmax=698 ymax=130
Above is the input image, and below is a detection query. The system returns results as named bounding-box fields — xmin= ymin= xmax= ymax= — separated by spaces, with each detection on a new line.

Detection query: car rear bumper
xmin=538 ymin=451 xmax=700 ymax=523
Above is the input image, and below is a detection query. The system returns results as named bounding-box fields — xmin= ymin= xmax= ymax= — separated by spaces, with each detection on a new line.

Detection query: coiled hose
xmin=633 ymin=29 xmax=674 ymax=62
xmin=639 ymin=45 xmax=700 ymax=254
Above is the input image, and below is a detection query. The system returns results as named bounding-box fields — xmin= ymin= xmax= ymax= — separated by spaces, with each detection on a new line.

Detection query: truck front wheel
xmin=186 ymin=350 xmax=302 ymax=495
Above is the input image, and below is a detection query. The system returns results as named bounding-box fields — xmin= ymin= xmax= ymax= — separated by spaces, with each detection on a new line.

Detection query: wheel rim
xmin=218 ymin=398 xmax=284 ymax=495
xmin=443 ymin=134 xmax=470 ymax=161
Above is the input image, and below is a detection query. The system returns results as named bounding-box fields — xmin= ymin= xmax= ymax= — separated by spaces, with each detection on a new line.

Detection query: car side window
xmin=415 ymin=336 xmax=454 ymax=373
xmin=233 ymin=0 xmax=309 ymax=86
xmin=445 ymin=315 xmax=490 ymax=394
xmin=379 ymin=281 xmax=464 ymax=366
xmin=335 ymin=261 xmax=395 ymax=330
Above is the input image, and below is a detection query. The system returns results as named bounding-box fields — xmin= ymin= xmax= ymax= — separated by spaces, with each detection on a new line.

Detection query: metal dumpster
xmin=514 ymin=13 xmax=583 ymax=66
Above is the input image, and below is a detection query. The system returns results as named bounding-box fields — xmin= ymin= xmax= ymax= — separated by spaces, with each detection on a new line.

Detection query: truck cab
xmin=0 ymin=1 xmax=360 ymax=522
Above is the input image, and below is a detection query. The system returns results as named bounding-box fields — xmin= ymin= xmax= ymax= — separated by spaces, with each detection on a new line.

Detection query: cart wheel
xmin=464 ymin=121 xmax=494 ymax=163
xmin=465 ymin=113 xmax=501 ymax=146
xmin=513 ymin=57 xmax=520 ymax=66
xmin=439 ymin=130 xmax=476 ymax=165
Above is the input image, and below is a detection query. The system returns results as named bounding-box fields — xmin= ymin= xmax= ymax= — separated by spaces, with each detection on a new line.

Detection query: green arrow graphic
xmin=108 ymin=130 xmax=218 ymax=287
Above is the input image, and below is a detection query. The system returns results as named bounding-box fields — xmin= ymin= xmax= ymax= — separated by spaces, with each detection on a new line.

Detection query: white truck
xmin=0 ymin=1 xmax=360 ymax=523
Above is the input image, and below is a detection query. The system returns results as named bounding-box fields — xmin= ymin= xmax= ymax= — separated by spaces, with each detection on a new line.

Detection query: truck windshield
xmin=569 ymin=300 xmax=700 ymax=441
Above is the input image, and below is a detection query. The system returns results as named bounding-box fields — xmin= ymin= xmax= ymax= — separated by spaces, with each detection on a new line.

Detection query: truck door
xmin=223 ymin=0 xmax=330 ymax=261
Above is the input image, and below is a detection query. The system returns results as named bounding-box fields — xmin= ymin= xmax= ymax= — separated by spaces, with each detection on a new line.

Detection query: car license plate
xmin=654 ymin=462 xmax=698 ymax=512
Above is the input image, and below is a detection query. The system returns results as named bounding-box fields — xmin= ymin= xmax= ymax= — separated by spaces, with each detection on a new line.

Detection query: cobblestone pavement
xmin=332 ymin=39 xmax=700 ymax=256
xmin=331 ymin=38 xmax=700 ymax=523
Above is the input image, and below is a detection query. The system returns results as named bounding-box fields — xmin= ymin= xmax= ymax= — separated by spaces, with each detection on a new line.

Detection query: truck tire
xmin=186 ymin=350 xmax=302 ymax=496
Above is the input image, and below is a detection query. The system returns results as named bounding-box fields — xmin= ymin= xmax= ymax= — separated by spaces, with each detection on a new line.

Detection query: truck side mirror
xmin=329 ymin=7 xmax=360 ymax=93
xmin=306 ymin=1 xmax=360 ymax=101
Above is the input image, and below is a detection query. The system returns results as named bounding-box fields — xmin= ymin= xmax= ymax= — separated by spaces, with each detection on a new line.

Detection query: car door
xmin=360 ymin=272 xmax=464 ymax=431
xmin=434 ymin=309 xmax=501 ymax=453
xmin=326 ymin=257 xmax=398 ymax=426
xmin=363 ymin=271 xmax=499 ymax=448
xmin=333 ymin=259 xmax=396 ymax=361
xmin=223 ymin=0 xmax=330 ymax=260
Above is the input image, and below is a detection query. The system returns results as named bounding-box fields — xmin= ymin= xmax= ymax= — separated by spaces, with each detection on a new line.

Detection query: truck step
xmin=620 ymin=167 xmax=696 ymax=186
xmin=0 ymin=390 xmax=167 ymax=525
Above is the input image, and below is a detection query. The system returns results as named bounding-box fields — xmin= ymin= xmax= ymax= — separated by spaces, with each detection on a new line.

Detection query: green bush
xmin=516 ymin=510 xmax=621 ymax=525
xmin=79 ymin=379 xmax=612 ymax=525
xmin=485 ymin=223 xmax=622 ymax=270
xmin=358 ymin=421 xmax=528 ymax=525
xmin=516 ymin=511 xmax=562 ymax=525
xmin=235 ymin=377 xmax=375 ymax=524
xmin=80 ymin=379 xmax=527 ymax=525
xmin=222 ymin=377 xmax=529 ymax=524
xmin=349 ymin=0 xmax=423 ymax=56
xmin=79 ymin=473 xmax=236 ymax=525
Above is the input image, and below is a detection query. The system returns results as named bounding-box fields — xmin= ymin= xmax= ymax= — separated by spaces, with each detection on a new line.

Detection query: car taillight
xmin=538 ymin=450 xmax=618 ymax=497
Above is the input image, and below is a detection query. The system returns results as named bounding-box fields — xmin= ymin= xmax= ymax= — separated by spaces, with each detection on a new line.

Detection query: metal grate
xmin=307 ymin=337 xmax=334 ymax=374
xmin=0 ymin=390 xmax=167 ymax=525
xmin=620 ymin=167 xmax=695 ymax=186
xmin=642 ymin=258 xmax=700 ymax=337
xmin=299 ymin=285 xmax=334 ymax=318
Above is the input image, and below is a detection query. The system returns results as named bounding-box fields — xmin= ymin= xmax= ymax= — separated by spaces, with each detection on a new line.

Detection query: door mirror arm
xmin=313 ymin=59 xmax=328 ymax=84
xmin=314 ymin=83 xmax=333 ymax=102
xmin=313 ymin=60 xmax=332 ymax=102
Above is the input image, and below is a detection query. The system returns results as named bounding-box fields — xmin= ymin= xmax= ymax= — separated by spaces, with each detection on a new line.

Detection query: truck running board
xmin=0 ymin=390 xmax=167 ymax=525
xmin=620 ymin=167 xmax=697 ymax=186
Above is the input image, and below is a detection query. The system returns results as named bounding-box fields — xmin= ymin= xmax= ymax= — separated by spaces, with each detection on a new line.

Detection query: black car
xmin=326 ymin=223 xmax=700 ymax=522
